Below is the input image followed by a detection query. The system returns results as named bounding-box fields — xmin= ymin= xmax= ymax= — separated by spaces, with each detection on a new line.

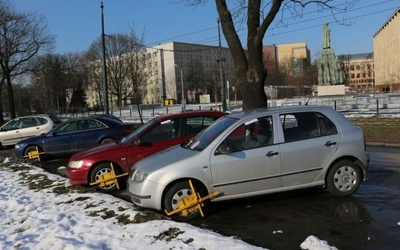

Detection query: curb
xmin=366 ymin=142 xmax=400 ymax=147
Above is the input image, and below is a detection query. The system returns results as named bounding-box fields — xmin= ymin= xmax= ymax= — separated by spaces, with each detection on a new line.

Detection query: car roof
xmin=151 ymin=110 xmax=226 ymax=122
xmin=227 ymin=105 xmax=335 ymax=120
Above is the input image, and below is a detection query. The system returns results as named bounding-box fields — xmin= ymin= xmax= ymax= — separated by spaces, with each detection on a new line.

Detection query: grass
xmin=349 ymin=116 xmax=400 ymax=145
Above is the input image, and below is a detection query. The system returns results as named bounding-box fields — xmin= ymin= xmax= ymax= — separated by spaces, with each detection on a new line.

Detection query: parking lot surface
xmin=1 ymin=146 xmax=399 ymax=249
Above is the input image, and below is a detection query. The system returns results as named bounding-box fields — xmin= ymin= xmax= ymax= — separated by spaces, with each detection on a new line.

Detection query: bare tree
xmin=85 ymin=44 xmax=104 ymax=110
xmin=30 ymin=53 xmax=70 ymax=113
xmin=86 ymin=28 xmax=145 ymax=110
xmin=0 ymin=0 xmax=55 ymax=118
xmin=181 ymin=0 xmax=356 ymax=110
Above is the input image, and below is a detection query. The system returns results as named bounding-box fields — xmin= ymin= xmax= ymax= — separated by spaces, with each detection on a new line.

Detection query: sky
xmin=11 ymin=0 xmax=400 ymax=60
xmin=0 ymin=156 xmax=338 ymax=250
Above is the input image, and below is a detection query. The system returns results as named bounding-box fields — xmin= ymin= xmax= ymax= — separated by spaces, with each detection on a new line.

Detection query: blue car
xmin=14 ymin=116 xmax=134 ymax=161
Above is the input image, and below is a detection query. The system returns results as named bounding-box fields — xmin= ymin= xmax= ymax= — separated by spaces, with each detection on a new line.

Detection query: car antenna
xmin=305 ymin=95 xmax=312 ymax=105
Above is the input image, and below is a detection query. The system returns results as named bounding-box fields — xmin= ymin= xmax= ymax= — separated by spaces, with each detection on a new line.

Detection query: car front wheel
xmin=163 ymin=180 xmax=207 ymax=222
xmin=90 ymin=163 xmax=125 ymax=193
xmin=326 ymin=160 xmax=362 ymax=196
xmin=24 ymin=145 xmax=45 ymax=162
xmin=100 ymin=138 xmax=114 ymax=144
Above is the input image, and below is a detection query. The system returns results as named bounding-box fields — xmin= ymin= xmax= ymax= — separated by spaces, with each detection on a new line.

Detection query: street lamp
xmin=175 ymin=64 xmax=186 ymax=111
xmin=100 ymin=2 xmax=109 ymax=114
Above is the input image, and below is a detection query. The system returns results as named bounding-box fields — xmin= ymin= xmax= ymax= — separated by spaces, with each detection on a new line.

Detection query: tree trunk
xmin=6 ymin=74 xmax=16 ymax=118
xmin=236 ymin=66 xmax=267 ymax=110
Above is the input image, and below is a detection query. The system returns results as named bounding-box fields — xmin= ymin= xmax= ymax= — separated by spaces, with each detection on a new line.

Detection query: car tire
xmin=163 ymin=180 xmax=207 ymax=222
xmin=100 ymin=138 xmax=114 ymax=144
xmin=24 ymin=145 xmax=45 ymax=162
xmin=326 ymin=160 xmax=361 ymax=196
xmin=90 ymin=163 xmax=125 ymax=193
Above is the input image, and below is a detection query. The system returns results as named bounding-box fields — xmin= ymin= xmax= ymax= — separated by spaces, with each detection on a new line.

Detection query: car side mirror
xmin=217 ymin=143 xmax=232 ymax=155
xmin=134 ymin=139 xmax=141 ymax=145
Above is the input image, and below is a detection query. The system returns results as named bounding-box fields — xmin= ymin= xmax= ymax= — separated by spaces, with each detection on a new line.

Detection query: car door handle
xmin=325 ymin=141 xmax=337 ymax=147
xmin=266 ymin=151 xmax=279 ymax=157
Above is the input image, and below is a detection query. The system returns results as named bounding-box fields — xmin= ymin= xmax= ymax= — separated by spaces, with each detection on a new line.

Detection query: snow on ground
xmin=0 ymin=156 xmax=337 ymax=250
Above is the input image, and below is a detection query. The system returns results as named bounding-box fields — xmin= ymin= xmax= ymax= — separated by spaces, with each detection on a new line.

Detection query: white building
xmin=145 ymin=42 xmax=234 ymax=105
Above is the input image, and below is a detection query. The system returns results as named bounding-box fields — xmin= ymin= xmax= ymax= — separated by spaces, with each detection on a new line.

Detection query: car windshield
xmin=118 ymin=120 xmax=156 ymax=145
xmin=184 ymin=116 xmax=238 ymax=151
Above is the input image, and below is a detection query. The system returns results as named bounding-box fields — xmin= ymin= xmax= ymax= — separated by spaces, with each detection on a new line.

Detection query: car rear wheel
xmin=90 ymin=163 xmax=125 ymax=193
xmin=163 ymin=180 xmax=207 ymax=222
xmin=326 ymin=160 xmax=361 ymax=196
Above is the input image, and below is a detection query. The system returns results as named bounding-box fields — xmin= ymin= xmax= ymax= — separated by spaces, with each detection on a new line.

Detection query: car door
xmin=43 ymin=121 xmax=79 ymax=155
xmin=126 ymin=115 xmax=214 ymax=166
xmin=18 ymin=117 xmax=42 ymax=140
xmin=278 ymin=111 xmax=342 ymax=187
xmin=210 ymin=116 xmax=282 ymax=198
xmin=0 ymin=118 xmax=23 ymax=146
xmin=0 ymin=117 xmax=42 ymax=146
xmin=128 ymin=118 xmax=184 ymax=165
xmin=74 ymin=119 xmax=102 ymax=151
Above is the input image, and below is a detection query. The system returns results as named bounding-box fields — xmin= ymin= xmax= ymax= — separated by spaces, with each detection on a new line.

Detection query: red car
xmin=66 ymin=110 xmax=226 ymax=192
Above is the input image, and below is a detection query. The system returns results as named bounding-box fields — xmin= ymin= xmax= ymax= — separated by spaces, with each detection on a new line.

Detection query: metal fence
xmin=58 ymin=93 xmax=400 ymax=122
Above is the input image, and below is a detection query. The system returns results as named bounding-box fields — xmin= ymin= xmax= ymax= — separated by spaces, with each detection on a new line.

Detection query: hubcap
xmin=334 ymin=166 xmax=357 ymax=191
xmin=95 ymin=168 xmax=114 ymax=189
xmin=171 ymin=188 xmax=192 ymax=210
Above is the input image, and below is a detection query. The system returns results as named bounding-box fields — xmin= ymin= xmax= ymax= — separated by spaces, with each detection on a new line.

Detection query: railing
xmin=58 ymin=93 xmax=400 ymax=122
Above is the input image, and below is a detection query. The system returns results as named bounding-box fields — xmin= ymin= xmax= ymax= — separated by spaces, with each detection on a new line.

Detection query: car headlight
xmin=68 ymin=160 xmax=83 ymax=169
xmin=15 ymin=145 xmax=20 ymax=149
xmin=131 ymin=170 xmax=148 ymax=182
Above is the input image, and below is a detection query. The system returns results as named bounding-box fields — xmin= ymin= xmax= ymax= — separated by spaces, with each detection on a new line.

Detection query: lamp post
xmin=175 ymin=64 xmax=186 ymax=111
xmin=100 ymin=2 xmax=109 ymax=114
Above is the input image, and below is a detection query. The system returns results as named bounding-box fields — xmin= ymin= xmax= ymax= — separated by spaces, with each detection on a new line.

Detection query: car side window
xmin=219 ymin=116 xmax=273 ymax=153
xmin=55 ymin=121 xmax=78 ymax=134
xmin=21 ymin=117 xmax=39 ymax=128
xmin=78 ymin=120 xmax=99 ymax=131
xmin=316 ymin=112 xmax=338 ymax=136
xmin=281 ymin=112 xmax=334 ymax=142
xmin=37 ymin=117 xmax=49 ymax=125
xmin=186 ymin=116 xmax=216 ymax=136
xmin=141 ymin=118 xmax=179 ymax=143
xmin=2 ymin=119 xmax=22 ymax=130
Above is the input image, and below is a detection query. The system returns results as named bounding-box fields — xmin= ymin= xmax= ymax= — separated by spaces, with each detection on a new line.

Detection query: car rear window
xmin=37 ymin=117 xmax=49 ymax=125
xmin=49 ymin=114 xmax=62 ymax=124
xmin=280 ymin=112 xmax=337 ymax=142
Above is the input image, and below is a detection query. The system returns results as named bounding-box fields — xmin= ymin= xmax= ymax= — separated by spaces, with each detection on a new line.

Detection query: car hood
xmin=133 ymin=145 xmax=199 ymax=173
xmin=70 ymin=142 xmax=121 ymax=161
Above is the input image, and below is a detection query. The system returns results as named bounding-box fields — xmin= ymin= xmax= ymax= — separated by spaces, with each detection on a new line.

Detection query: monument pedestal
xmin=317 ymin=85 xmax=345 ymax=96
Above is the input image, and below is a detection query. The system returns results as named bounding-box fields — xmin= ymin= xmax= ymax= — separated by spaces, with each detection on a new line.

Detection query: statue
xmin=323 ymin=23 xmax=331 ymax=49
xmin=317 ymin=23 xmax=343 ymax=85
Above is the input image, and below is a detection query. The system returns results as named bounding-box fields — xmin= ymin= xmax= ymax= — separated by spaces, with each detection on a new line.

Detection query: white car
xmin=0 ymin=114 xmax=61 ymax=148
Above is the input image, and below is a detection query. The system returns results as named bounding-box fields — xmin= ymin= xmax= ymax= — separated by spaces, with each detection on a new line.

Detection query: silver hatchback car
xmin=127 ymin=105 xmax=369 ymax=221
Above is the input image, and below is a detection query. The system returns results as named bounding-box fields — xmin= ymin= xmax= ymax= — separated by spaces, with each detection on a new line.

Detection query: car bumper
xmin=13 ymin=147 xmax=25 ymax=159
xmin=127 ymin=179 xmax=165 ymax=211
xmin=66 ymin=167 xmax=90 ymax=185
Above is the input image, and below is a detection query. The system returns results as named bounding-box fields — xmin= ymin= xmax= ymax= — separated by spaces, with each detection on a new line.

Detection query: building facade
xmin=277 ymin=42 xmax=311 ymax=75
xmin=373 ymin=8 xmax=400 ymax=92
xmin=339 ymin=53 xmax=374 ymax=93
xmin=262 ymin=45 xmax=278 ymax=73
xmin=146 ymin=42 xmax=234 ymax=105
